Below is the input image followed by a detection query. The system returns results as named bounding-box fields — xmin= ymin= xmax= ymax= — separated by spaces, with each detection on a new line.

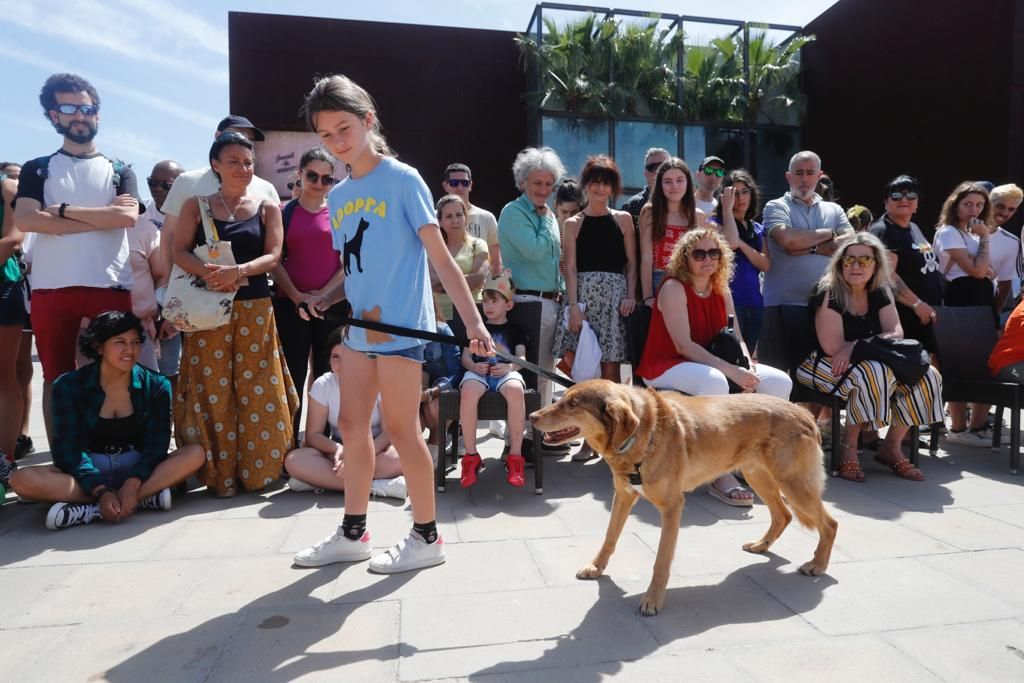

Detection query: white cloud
xmin=108 ymin=0 xmax=229 ymax=57
xmin=0 ymin=0 xmax=228 ymax=84
xmin=6 ymin=47 xmax=218 ymax=131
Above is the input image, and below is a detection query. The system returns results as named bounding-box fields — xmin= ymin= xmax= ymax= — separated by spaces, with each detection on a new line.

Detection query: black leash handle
xmin=304 ymin=304 xmax=576 ymax=389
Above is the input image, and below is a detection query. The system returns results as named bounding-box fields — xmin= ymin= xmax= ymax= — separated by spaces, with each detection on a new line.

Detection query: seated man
xmin=284 ymin=327 xmax=407 ymax=500
xmin=10 ymin=311 xmax=204 ymax=530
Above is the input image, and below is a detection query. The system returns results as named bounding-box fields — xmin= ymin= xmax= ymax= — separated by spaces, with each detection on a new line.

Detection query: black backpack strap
xmin=280 ymin=199 xmax=299 ymax=261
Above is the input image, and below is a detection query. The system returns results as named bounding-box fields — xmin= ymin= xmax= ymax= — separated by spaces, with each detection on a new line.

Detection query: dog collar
xmin=615 ymin=433 xmax=638 ymax=454
xmin=628 ymin=463 xmax=643 ymax=489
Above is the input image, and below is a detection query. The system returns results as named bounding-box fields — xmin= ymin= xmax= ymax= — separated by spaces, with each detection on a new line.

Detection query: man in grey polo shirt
xmin=759 ymin=150 xmax=852 ymax=374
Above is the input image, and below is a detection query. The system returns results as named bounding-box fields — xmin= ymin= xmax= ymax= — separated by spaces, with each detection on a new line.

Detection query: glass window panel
xmin=541 ymin=117 xmax=609 ymax=181
xmin=683 ymin=126 xmax=744 ymax=172
xmin=614 ymin=121 xmax=678 ymax=193
xmin=753 ymin=128 xmax=800 ymax=201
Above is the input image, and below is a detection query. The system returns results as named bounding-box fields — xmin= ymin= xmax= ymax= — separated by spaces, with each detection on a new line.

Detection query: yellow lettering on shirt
xmin=330 ymin=197 xmax=388 ymax=232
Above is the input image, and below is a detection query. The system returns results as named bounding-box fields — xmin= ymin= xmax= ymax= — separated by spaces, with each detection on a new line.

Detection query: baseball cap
xmin=699 ymin=155 xmax=725 ymax=169
xmin=216 ymin=115 xmax=266 ymax=141
xmin=483 ymin=270 xmax=516 ymax=301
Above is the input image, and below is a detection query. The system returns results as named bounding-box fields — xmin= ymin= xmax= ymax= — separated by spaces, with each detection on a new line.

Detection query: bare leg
xmin=968 ymin=403 xmax=991 ymax=430
xmin=136 ymin=445 xmax=206 ymax=498
xmin=459 ymin=381 xmax=486 ymax=454
xmin=599 ymin=361 xmax=619 ymax=382
xmin=284 ymin=447 xmax=345 ymax=491
xmin=499 ymin=381 xmax=525 ymax=454
xmin=948 ymin=401 xmax=968 ymax=431
xmin=17 ymin=330 xmax=32 ymax=437
xmin=335 ymin=347 xmax=379 ymax=517
xmin=42 ymin=381 xmax=54 ymax=447
xmin=371 ymin=445 xmax=403 ymax=479
xmin=0 ymin=325 xmax=23 ymax=459
xmin=9 ymin=465 xmax=92 ymax=503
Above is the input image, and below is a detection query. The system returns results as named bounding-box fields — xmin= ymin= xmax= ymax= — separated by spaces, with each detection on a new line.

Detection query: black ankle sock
xmin=341 ymin=513 xmax=367 ymax=541
xmin=413 ymin=520 xmax=438 ymax=544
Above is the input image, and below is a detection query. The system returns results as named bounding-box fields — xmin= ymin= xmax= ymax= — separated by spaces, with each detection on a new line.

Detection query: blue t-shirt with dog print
xmin=328 ymin=156 xmax=437 ymax=352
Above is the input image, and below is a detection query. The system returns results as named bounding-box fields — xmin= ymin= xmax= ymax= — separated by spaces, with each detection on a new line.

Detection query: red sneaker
xmin=506 ymin=454 xmax=526 ymax=487
xmin=460 ymin=453 xmax=482 ymax=488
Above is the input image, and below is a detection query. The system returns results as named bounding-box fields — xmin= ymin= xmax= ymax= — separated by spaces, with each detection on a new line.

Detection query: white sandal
xmin=708 ymin=476 xmax=754 ymax=507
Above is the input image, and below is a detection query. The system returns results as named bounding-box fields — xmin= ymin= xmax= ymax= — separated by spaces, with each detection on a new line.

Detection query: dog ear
xmin=604 ymin=397 xmax=640 ymax=450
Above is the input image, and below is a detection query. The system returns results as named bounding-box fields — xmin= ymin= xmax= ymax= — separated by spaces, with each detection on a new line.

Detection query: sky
xmin=0 ymin=0 xmax=838 ymax=201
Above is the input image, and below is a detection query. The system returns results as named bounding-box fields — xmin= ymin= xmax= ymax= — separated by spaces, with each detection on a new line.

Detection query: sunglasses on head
xmin=146 ymin=177 xmax=174 ymax=191
xmin=55 ymin=103 xmax=99 ymax=116
xmin=889 ymin=190 xmax=919 ymax=201
xmin=689 ymin=248 xmax=722 ymax=261
xmin=841 ymin=254 xmax=876 ymax=268
xmin=446 ymin=178 xmax=471 ymax=188
xmin=700 ymin=166 xmax=725 ymax=177
xmin=644 ymin=162 xmax=664 ymax=173
xmin=304 ymin=170 xmax=336 ymax=186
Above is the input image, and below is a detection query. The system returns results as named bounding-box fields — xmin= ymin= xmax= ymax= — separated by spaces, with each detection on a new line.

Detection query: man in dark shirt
xmin=621 ymin=147 xmax=670 ymax=225
xmin=868 ymin=175 xmax=942 ymax=351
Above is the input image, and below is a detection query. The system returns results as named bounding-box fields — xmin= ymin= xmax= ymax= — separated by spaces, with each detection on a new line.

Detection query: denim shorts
xmin=158 ymin=333 xmax=183 ymax=376
xmin=461 ymin=369 xmax=525 ymax=393
xmin=351 ymin=343 xmax=425 ymax=363
xmin=90 ymin=449 xmax=143 ymax=489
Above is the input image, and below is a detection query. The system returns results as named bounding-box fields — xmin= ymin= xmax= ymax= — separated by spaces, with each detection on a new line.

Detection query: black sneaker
xmin=45 ymin=502 xmax=102 ymax=530
xmin=14 ymin=435 xmax=34 ymax=460
xmin=0 ymin=455 xmax=14 ymax=488
xmin=138 ymin=488 xmax=172 ymax=511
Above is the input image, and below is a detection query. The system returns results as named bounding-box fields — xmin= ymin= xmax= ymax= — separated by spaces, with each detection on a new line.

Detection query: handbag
xmin=162 ymin=196 xmax=238 ymax=332
xmin=849 ymin=336 xmax=930 ymax=386
xmin=707 ymin=315 xmax=749 ymax=393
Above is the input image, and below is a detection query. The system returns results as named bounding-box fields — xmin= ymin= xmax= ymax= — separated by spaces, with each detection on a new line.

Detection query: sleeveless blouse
xmin=637 ymin=278 xmax=727 ymax=380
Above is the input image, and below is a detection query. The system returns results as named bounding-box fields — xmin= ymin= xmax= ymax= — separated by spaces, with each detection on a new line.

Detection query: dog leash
xmin=304 ymin=304 xmax=576 ymax=389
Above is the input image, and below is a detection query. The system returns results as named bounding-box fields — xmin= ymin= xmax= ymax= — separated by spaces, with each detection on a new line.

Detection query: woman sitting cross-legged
xmin=10 ymin=312 xmax=205 ymax=530
xmin=635 ymin=228 xmax=793 ymax=506
xmin=284 ymin=328 xmax=407 ymax=500
xmin=795 ymin=233 xmax=943 ymax=482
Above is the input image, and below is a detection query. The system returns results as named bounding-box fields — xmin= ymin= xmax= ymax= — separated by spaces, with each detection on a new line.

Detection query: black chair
xmin=933 ymin=306 xmax=1023 ymax=474
xmin=435 ymin=301 xmax=545 ymax=493
xmin=777 ymin=305 xmax=923 ymax=475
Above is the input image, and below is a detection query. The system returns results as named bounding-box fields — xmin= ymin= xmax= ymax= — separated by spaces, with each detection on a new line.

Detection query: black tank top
xmin=90 ymin=415 xmax=142 ymax=454
xmin=576 ymin=213 xmax=626 ymax=274
xmin=197 ymin=202 xmax=271 ymax=300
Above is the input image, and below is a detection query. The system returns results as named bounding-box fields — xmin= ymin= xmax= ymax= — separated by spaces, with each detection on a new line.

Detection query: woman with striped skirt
xmin=796 ymin=233 xmax=942 ymax=482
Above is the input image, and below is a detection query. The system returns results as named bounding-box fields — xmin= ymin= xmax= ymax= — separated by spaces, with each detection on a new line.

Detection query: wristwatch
xmin=59 ymin=203 xmax=69 ymax=219
xmin=809 ymin=245 xmax=817 ymax=255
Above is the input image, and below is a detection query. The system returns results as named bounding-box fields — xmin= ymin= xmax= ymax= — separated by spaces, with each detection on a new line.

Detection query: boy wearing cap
xmin=695 ymin=155 xmax=725 ymax=217
xmin=458 ymin=271 xmax=529 ymax=488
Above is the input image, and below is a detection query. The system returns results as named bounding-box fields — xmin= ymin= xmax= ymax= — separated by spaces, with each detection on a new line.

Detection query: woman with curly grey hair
xmin=497 ymin=147 xmax=566 ymax=409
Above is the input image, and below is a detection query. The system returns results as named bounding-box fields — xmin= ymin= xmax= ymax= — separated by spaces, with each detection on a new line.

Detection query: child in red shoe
xmin=459 ymin=272 xmax=529 ymax=487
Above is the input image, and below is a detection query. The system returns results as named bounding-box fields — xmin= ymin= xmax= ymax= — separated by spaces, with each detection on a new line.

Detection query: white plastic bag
xmin=571 ymin=320 xmax=601 ymax=382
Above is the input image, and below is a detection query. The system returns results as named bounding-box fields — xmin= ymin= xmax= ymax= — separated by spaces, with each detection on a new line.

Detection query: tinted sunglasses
xmin=286 ymin=181 xmax=298 ymax=190
xmin=305 ymin=171 xmax=337 ymax=186
xmin=689 ymin=248 xmax=722 ymax=261
xmin=841 ymin=254 xmax=876 ymax=268
xmin=446 ymin=178 xmax=471 ymax=188
xmin=701 ymin=166 xmax=725 ymax=177
xmin=147 ymin=177 xmax=174 ymax=191
xmin=644 ymin=162 xmax=664 ymax=173
xmin=55 ymin=103 xmax=99 ymax=116
xmin=889 ymin=190 xmax=919 ymax=201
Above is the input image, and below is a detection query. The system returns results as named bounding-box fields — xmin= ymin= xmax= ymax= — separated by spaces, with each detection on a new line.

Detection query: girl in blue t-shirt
xmin=293 ymin=74 xmax=493 ymax=574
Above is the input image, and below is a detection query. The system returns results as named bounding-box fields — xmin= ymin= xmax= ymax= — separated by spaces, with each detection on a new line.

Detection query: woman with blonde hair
xmin=636 ymin=227 xmax=791 ymax=506
xmin=796 ymin=232 xmax=943 ymax=482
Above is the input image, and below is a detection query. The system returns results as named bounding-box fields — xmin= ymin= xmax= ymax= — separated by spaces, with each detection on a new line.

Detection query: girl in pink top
xmin=272 ymin=148 xmax=346 ymax=436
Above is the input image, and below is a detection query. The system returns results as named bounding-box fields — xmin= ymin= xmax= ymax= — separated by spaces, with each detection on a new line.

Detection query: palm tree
xmin=742 ymin=31 xmax=815 ymax=125
xmin=681 ymin=35 xmax=745 ymax=123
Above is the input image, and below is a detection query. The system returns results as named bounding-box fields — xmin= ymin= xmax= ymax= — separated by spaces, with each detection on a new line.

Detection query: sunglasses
xmin=55 ymin=103 xmax=99 ymax=116
xmin=889 ymin=190 xmax=919 ymax=201
xmin=286 ymin=181 xmax=298 ymax=190
xmin=146 ymin=177 xmax=174 ymax=191
xmin=689 ymin=248 xmax=722 ymax=261
xmin=644 ymin=162 xmax=664 ymax=173
xmin=841 ymin=254 xmax=876 ymax=268
xmin=304 ymin=171 xmax=337 ymax=186
xmin=446 ymin=178 xmax=471 ymax=188
xmin=701 ymin=166 xmax=725 ymax=177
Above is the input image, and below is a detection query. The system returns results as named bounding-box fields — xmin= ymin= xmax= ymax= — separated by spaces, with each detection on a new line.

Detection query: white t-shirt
xmin=990 ymin=227 xmax=1023 ymax=283
xmin=23 ymin=153 xmax=133 ymax=289
xmin=160 ymin=167 xmax=281 ymax=218
xmin=129 ymin=200 xmax=163 ymax=319
xmin=308 ymin=372 xmax=383 ymax=440
xmin=933 ymin=224 xmax=980 ymax=281
xmin=468 ymin=205 xmax=499 ymax=247
xmin=695 ymin=197 xmax=718 ymax=220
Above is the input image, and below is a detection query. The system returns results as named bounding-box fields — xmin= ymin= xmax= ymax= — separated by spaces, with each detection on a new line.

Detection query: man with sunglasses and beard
xmin=156 ymin=115 xmax=282 ymax=307
xmin=13 ymin=73 xmax=142 ymax=449
xmin=130 ymin=160 xmax=183 ymax=376
xmin=695 ymin=155 xmax=725 ymax=217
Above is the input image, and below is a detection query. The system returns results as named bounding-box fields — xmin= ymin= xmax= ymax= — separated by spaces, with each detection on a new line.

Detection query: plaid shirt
xmin=51 ymin=362 xmax=172 ymax=493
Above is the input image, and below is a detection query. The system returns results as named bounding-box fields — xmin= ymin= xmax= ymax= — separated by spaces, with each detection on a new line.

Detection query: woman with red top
xmin=272 ymin=148 xmax=346 ymax=438
xmin=636 ymin=228 xmax=792 ymax=506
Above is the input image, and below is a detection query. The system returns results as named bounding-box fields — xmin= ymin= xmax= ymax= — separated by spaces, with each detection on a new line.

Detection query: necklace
xmin=693 ymin=282 xmax=711 ymax=297
xmin=218 ymin=191 xmax=243 ymax=221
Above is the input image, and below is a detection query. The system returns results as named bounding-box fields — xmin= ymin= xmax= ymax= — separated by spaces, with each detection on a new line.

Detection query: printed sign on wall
xmin=255 ymin=131 xmax=330 ymax=198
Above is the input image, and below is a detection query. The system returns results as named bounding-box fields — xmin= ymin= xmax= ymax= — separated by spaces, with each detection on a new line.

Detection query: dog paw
xmin=576 ymin=564 xmax=603 ymax=580
xmin=799 ymin=560 xmax=827 ymax=576
xmin=638 ymin=594 xmax=663 ymax=617
xmin=743 ymin=540 xmax=770 ymax=554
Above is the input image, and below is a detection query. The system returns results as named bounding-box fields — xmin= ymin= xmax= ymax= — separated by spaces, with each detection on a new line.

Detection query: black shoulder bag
xmin=707 ymin=314 xmax=749 ymax=394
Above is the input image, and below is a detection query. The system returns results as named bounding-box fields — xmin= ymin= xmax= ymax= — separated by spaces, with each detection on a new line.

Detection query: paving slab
xmin=917 ymin=548 xmax=1024 ymax=608
xmin=881 ymin=619 xmax=1024 ymax=683
xmin=896 ymin=507 xmax=1024 ymax=551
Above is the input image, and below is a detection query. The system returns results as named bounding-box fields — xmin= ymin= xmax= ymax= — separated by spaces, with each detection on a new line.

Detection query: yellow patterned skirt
xmin=174 ymin=298 xmax=300 ymax=496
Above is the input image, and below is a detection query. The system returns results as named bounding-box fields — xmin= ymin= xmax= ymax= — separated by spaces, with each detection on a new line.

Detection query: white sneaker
xmin=946 ymin=427 xmax=992 ymax=448
xmin=370 ymin=475 xmax=408 ymax=500
xmin=139 ymin=488 xmax=172 ymax=511
xmin=287 ymin=477 xmax=318 ymax=493
xmin=488 ymin=420 xmax=507 ymax=439
xmin=369 ymin=531 xmax=446 ymax=574
xmin=293 ymin=528 xmax=372 ymax=567
xmin=46 ymin=502 xmax=102 ymax=530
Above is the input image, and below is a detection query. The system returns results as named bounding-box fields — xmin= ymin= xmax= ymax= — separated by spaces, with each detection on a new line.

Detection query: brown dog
xmin=530 ymin=379 xmax=838 ymax=616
